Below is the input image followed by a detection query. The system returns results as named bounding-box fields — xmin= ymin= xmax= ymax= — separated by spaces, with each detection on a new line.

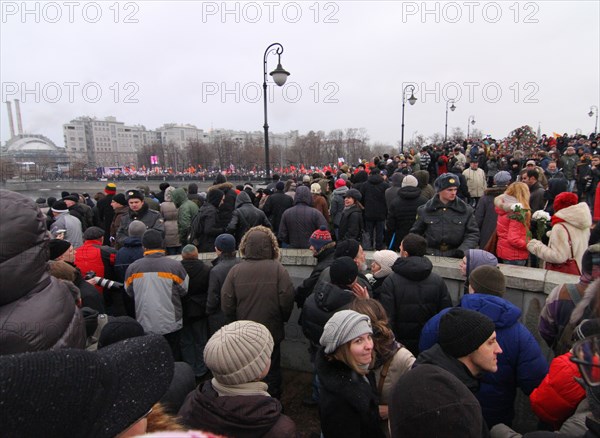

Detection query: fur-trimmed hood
xmin=484 ymin=186 xmax=506 ymax=197
xmin=239 ymin=225 xmax=280 ymax=260
xmin=209 ymin=181 xmax=234 ymax=193
xmin=494 ymin=193 xmax=519 ymax=213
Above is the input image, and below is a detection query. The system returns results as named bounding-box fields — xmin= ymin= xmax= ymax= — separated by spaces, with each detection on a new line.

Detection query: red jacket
xmin=74 ymin=239 xmax=116 ymax=293
xmin=530 ymin=352 xmax=585 ymax=430
xmin=495 ymin=203 xmax=530 ymax=261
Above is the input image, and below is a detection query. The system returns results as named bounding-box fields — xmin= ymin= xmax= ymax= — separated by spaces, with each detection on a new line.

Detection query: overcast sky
xmin=1 ymin=1 xmax=599 ymax=147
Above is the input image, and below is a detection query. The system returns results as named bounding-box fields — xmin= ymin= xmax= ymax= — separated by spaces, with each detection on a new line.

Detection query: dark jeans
xmin=163 ymin=329 xmax=182 ymax=361
xmin=264 ymin=342 xmax=282 ymax=399
xmin=500 ymin=258 xmax=527 ymax=266
xmin=180 ymin=318 xmax=209 ymax=377
xmin=365 ymin=220 xmax=385 ymax=250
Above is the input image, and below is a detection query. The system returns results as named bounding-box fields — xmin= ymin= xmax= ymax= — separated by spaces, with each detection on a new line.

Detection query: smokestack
xmin=14 ymin=99 xmax=23 ymax=135
xmin=6 ymin=101 xmax=16 ymax=138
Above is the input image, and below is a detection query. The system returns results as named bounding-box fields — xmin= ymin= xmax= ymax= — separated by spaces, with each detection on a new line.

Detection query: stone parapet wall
xmin=195 ymin=249 xmax=578 ymax=372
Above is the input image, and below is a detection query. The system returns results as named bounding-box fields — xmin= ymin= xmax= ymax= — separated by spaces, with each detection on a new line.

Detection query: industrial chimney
xmin=14 ymin=99 xmax=23 ymax=135
xmin=6 ymin=101 xmax=16 ymax=139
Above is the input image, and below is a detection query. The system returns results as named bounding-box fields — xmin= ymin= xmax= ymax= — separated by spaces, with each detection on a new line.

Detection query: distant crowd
xmin=3 ymin=130 xmax=600 ymax=437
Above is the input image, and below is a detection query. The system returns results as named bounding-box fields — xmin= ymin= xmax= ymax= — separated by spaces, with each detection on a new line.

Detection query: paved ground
xmin=281 ymin=369 xmax=321 ymax=438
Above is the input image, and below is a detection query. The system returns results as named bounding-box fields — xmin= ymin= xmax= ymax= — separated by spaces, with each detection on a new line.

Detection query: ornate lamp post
xmin=400 ymin=85 xmax=417 ymax=154
xmin=467 ymin=115 xmax=476 ymax=140
xmin=589 ymin=105 xmax=599 ymax=136
xmin=263 ymin=43 xmax=290 ymax=179
xmin=444 ymin=99 xmax=456 ymax=143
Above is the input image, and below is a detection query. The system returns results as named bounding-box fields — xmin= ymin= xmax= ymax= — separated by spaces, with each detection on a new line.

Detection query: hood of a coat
xmin=0 ymin=190 xmax=51 ymax=305
xmin=391 ymin=256 xmax=433 ymax=281
xmin=164 ymin=186 xmax=176 ymax=202
xmin=413 ymin=170 xmax=430 ymax=188
xmin=353 ymin=170 xmax=369 ymax=184
xmin=313 ymin=281 xmax=354 ymax=312
xmin=398 ymin=186 xmax=422 ymax=200
xmin=294 ymin=186 xmax=313 ymax=206
xmin=332 ymin=186 xmax=349 ymax=196
xmin=555 ymin=202 xmax=593 ymax=230
xmin=239 ymin=225 xmax=280 ymax=260
xmin=123 ymin=236 xmax=143 ymax=248
xmin=171 ymin=187 xmax=188 ymax=208
xmin=460 ymin=293 xmax=521 ymax=329
xmin=390 ymin=172 xmax=404 ymax=187
xmin=367 ymin=173 xmax=384 ymax=185
xmin=235 ymin=191 xmax=253 ymax=208
xmin=187 ymin=381 xmax=284 ymax=436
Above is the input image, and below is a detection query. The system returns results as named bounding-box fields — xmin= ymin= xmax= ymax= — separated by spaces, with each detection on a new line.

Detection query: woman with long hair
xmin=348 ymin=299 xmax=415 ymax=435
xmin=494 ymin=182 xmax=531 ymax=266
xmin=317 ymin=310 xmax=385 ymax=438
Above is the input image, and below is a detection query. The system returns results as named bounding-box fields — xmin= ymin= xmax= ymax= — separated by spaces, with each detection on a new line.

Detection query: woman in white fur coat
xmin=527 ymin=192 xmax=592 ymax=273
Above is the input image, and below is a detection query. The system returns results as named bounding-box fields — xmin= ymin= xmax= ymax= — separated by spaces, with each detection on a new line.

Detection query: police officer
xmin=409 ymin=173 xmax=479 ymax=258
xmin=116 ymin=189 xmax=165 ymax=246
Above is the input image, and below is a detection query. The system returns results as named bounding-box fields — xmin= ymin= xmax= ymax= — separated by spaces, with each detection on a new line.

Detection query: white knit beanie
xmin=204 ymin=321 xmax=274 ymax=385
xmin=311 ymin=183 xmax=322 ymax=194
xmin=320 ymin=310 xmax=372 ymax=354
xmin=401 ymin=175 xmax=418 ymax=188
xmin=373 ymin=250 xmax=399 ymax=278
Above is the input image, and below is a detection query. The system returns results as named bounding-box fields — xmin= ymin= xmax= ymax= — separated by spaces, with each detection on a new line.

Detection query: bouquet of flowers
xmin=532 ymin=210 xmax=551 ymax=241
xmin=509 ymin=203 xmax=532 ymax=241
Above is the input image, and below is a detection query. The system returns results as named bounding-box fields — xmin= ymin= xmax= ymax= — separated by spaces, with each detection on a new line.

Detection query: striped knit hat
xmin=104 ymin=183 xmax=117 ymax=195
xmin=309 ymin=226 xmax=332 ymax=251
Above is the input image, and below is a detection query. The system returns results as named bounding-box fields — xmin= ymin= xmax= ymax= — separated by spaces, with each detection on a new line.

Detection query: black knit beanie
xmin=439 ymin=308 xmax=495 ymax=358
xmin=335 ymin=239 xmax=360 ymax=259
xmin=469 ymin=265 xmax=506 ymax=296
xmin=98 ymin=316 xmax=145 ymax=349
xmin=142 ymin=229 xmax=164 ymax=250
xmin=330 ymin=256 xmax=358 ymax=286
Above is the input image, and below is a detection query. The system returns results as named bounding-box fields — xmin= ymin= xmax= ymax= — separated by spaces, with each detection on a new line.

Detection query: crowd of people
xmin=3 ymin=131 xmax=600 ymax=437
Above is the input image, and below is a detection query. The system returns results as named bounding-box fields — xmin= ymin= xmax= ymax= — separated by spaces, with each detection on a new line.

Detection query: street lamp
xmin=467 ymin=115 xmax=476 ymax=140
xmin=401 ymin=85 xmax=417 ymax=154
xmin=444 ymin=99 xmax=456 ymax=143
xmin=263 ymin=43 xmax=290 ymax=179
xmin=590 ymin=105 xmax=599 ymax=136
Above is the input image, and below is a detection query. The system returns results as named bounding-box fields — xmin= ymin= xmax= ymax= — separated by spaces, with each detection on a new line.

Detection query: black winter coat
xmin=211 ymin=182 xmax=237 ymax=228
xmin=226 ymin=191 xmax=271 ymax=245
xmin=96 ymin=194 xmax=114 ymax=241
xmin=191 ymin=203 xmax=225 ymax=253
xmin=316 ymin=348 xmax=385 ymax=438
xmin=263 ymin=191 xmax=293 ymax=234
xmin=206 ymin=255 xmax=240 ymax=316
xmin=338 ymin=204 xmax=363 ymax=242
xmin=295 ymin=242 xmax=336 ymax=308
xmin=379 ymin=256 xmax=452 ymax=355
xmin=278 ymin=186 xmax=328 ymax=249
xmin=475 ymin=186 xmax=505 ymax=247
xmin=409 ymin=194 xmax=479 ymax=257
xmin=386 ymin=186 xmax=427 ymax=249
xmin=359 ymin=173 xmax=390 ymax=221
xmin=181 ymin=259 xmax=212 ymax=320
xmin=301 ymin=281 xmax=354 ymax=346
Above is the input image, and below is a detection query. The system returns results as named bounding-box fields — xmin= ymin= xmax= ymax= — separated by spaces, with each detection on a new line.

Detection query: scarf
xmin=551 ymin=215 xmax=566 ymax=226
xmin=210 ymin=378 xmax=270 ymax=397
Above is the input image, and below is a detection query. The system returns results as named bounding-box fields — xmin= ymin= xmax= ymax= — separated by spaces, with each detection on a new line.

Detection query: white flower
xmin=532 ymin=210 xmax=551 ymax=221
xmin=510 ymin=203 xmax=523 ymax=212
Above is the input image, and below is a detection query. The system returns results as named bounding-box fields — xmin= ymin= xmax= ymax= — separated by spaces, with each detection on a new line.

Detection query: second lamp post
xmin=263 ymin=43 xmax=290 ymax=179
xmin=444 ymin=99 xmax=456 ymax=143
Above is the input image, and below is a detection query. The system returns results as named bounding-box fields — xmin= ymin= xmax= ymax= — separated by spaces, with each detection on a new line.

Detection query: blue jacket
xmin=419 ymin=294 xmax=548 ymax=428
xmin=114 ymin=236 xmax=144 ymax=282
